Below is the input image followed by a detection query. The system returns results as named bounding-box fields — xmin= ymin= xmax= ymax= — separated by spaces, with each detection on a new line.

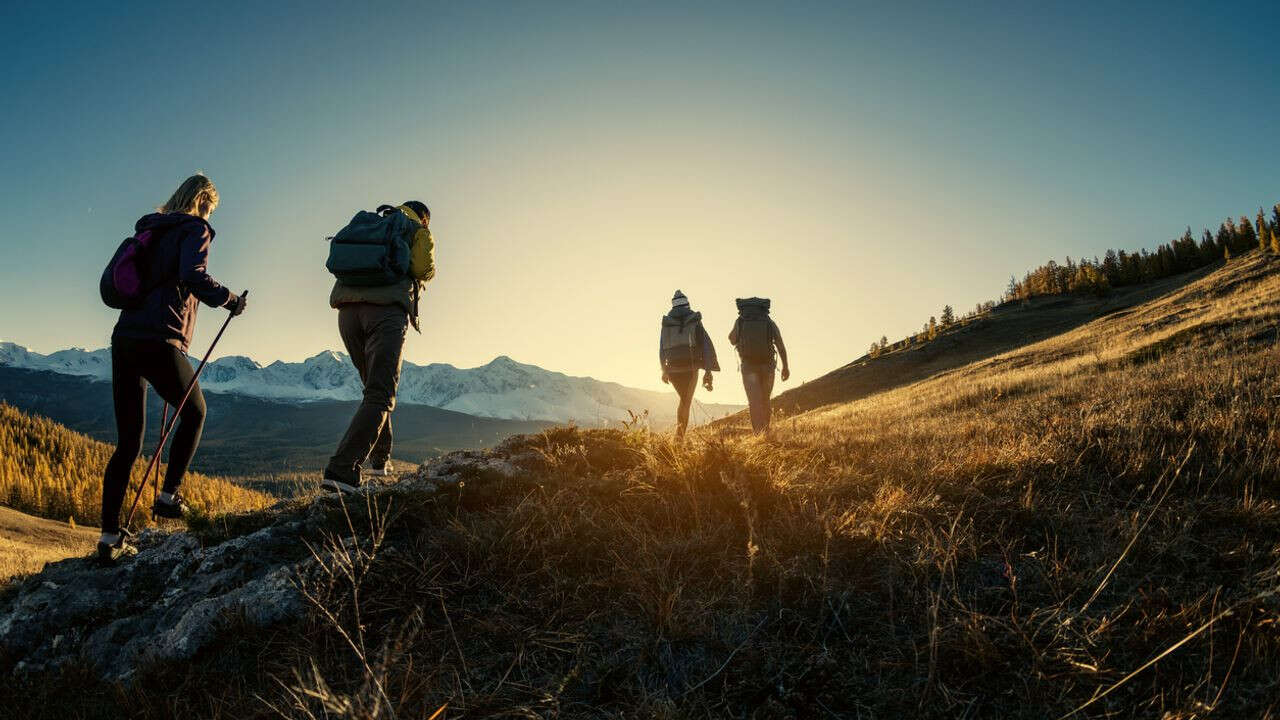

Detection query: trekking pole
xmin=123 ymin=290 xmax=248 ymax=530
xmin=152 ymin=404 xmax=170 ymax=505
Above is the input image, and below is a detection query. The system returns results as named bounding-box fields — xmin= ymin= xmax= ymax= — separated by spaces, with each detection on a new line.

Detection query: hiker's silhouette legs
xmin=369 ymin=421 xmax=392 ymax=468
xmin=669 ymin=370 xmax=699 ymax=437
xmin=344 ymin=322 xmax=395 ymax=469
xmin=741 ymin=363 xmax=775 ymax=433
xmin=101 ymin=339 xmax=207 ymax=531
xmin=326 ymin=304 xmax=406 ymax=483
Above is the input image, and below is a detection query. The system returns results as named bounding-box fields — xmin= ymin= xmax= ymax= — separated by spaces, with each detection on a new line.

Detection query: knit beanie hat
xmin=672 ymin=290 xmax=690 ymax=308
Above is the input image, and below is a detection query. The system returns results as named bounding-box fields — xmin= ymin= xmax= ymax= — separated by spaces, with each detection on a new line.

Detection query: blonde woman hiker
xmin=728 ymin=297 xmax=789 ymax=433
xmin=97 ymin=174 xmax=248 ymax=564
xmin=322 ymin=200 xmax=435 ymax=494
xmin=659 ymin=290 xmax=720 ymax=438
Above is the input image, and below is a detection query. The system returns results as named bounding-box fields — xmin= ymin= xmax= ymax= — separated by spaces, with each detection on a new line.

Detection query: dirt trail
xmin=0 ymin=506 xmax=96 ymax=582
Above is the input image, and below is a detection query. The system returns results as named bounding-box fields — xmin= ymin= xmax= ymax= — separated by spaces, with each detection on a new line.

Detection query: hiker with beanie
xmin=322 ymin=201 xmax=435 ymax=493
xmin=659 ymin=290 xmax=720 ymax=438
xmin=729 ymin=297 xmax=790 ymax=433
xmin=98 ymin=174 xmax=248 ymax=564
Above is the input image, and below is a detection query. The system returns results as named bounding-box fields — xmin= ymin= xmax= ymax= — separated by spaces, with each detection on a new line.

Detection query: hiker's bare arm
xmin=728 ymin=320 xmax=740 ymax=346
xmin=773 ymin=321 xmax=790 ymax=380
xmin=410 ymin=228 xmax=435 ymax=282
xmin=179 ymin=228 xmax=233 ymax=309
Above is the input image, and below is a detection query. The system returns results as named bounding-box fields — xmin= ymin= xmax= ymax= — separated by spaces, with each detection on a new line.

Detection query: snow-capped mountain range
xmin=0 ymin=342 xmax=741 ymax=426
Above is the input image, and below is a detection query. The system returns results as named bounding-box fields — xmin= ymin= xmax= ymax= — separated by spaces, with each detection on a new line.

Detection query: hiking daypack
xmin=660 ymin=312 xmax=704 ymax=370
xmin=100 ymin=230 xmax=163 ymax=310
xmin=325 ymin=205 xmax=416 ymax=286
xmin=735 ymin=297 xmax=774 ymax=364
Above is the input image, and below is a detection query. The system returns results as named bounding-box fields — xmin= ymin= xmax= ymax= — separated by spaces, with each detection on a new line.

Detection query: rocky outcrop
xmin=0 ymin=520 xmax=315 ymax=680
xmin=0 ymin=447 xmax=528 ymax=681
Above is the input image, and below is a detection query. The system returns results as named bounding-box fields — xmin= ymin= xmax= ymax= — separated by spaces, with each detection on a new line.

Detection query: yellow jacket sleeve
xmin=410 ymin=227 xmax=435 ymax=282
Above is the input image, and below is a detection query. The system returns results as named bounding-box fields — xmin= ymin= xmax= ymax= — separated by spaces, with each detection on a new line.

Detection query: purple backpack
xmin=100 ymin=230 xmax=162 ymax=310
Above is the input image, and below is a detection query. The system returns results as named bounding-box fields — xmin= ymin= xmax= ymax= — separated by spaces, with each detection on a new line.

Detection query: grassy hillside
xmin=5 ymin=252 xmax=1280 ymax=718
xmin=767 ymin=261 xmax=1221 ymax=417
xmin=0 ymin=403 xmax=272 ymax=527
xmin=0 ymin=505 xmax=97 ymax=581
xmin=0 ymin=369 xmax=554 ymax=475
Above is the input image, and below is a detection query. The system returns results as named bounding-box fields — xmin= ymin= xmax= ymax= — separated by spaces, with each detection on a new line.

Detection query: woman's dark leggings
xmin=101 ymin=338 xmax=207 ymax=532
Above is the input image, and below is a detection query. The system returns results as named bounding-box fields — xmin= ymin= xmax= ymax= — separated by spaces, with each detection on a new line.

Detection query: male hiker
xmin=728 ymin=297 xmax=790 ymax=433
xmin=322 ymin=201 xmax=435 ymax=493
xmin=659 ymin=290 xmax=720 ymax=438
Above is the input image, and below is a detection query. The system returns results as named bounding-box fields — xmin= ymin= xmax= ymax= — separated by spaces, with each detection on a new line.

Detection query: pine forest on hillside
xmin=869 ymin=202 xmax=1280 ymax=357
xmin=0 ymin=403 xmax=271 ymax=527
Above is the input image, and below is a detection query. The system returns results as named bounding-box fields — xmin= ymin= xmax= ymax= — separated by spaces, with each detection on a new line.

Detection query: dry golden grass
xmin=0 ymin=505 xmax=97 ymax=581
xmin=269 ymin=253 xmax=1280 ymax=718
xmin=6 ymin=253 xmax=1280 ymax=718
xmin=0 ymin=403 xmax=273 ymax=528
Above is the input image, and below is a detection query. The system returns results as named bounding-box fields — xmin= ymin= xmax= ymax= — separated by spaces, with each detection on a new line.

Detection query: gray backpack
xmin=660 ymin=312 xmax=703 ymax=370
xmin=735 ymin=297 xmax=774 ymax=364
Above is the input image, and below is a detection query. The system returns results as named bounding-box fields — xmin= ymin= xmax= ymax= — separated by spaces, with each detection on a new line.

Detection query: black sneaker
xmin=97 ymin=529 xmax=138 ymax=566
xmin=320 ymin=475 xmax=361 ymax=495
xmin=152 ymin=494 xmax=189 ymax=520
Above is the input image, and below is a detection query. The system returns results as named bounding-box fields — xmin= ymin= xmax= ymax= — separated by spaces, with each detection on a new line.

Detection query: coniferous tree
xmin=1237 ymin=217 xmax=1257 ymax=254
xmin=1217 ymin=222 xmax=1232 ymax=256
xmin=1271 ymin=228 xmax=1280 ymax=255
xmin=1199 ymin=229 xmax=1217 ymax=264
xmin=1173 ymin=228 xmax=1198 ymax=270
xmin=1257 ymin=208 xmax=1269 ymax=251
xmin=941 ymin=305 xmax=955 ymax=326
xmin=1101 ymin=250 xmax=1120 ymax=284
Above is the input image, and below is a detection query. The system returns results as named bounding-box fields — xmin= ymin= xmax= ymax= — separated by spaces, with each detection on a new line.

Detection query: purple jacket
xmin=111 ymin=213 xmax=236 ymax=352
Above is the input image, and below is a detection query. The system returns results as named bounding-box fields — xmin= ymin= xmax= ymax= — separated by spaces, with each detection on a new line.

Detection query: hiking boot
xmin=366 ymin=461 xmax=393 ymax=477
xmin=151 ymin=493 xmax=189 ymax=520
xmin=97 ymin=529 xmax=137 ymax=566
xmin=321 ymin=474 xmax=362 ymax=495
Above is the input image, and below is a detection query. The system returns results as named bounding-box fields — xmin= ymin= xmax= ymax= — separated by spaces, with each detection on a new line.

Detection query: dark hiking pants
xmin=102 ymin=338 xmax=207 ymax=533
xmin=669 ymin=369 xmax=699 ymax=437
xmin=326 ymin=303 xmax=407 ymax=484
xmin=741 ymin=363 xmax=776 ymax=433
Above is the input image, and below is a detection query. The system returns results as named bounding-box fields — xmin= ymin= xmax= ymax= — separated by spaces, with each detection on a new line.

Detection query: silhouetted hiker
xmin=99 ymin=174 xmax=248 ymax=564
xmin=322 ymin=201 xmax=435 ymax=494
xmin=660 ymin=290 xmax=720 ymax=437
xmin=729 ymin=297 xmax=790 ymax=433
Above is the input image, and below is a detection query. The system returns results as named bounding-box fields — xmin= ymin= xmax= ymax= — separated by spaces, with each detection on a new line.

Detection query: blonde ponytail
xmin=159 ymin=173 xmax=219 ymax=217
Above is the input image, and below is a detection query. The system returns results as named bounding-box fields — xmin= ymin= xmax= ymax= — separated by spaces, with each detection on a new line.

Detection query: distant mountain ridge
xmin=0 ymin=342 xmax=741 ymax=426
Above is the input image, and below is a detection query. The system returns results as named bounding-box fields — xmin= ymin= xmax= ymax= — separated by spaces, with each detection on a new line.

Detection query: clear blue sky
xmin=1 ymin=1 xmax=1277 ymax=402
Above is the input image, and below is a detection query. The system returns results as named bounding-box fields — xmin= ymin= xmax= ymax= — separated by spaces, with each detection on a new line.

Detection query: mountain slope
xmin=4 ymin=253 xmax=1279 ymax=718
xmin=0 ymin=345 xmax=743 ymax=426
xmin=765 ymin=261 xmax=1222 ymax=418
